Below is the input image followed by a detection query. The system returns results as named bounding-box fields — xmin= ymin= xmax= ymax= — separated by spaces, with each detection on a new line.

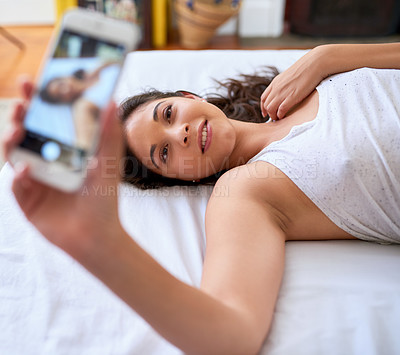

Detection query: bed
xmin=1 ymin=49 xmax=400 ymax=355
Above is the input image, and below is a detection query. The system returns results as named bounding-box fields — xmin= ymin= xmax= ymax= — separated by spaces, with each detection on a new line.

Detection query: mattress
xmin=1 ymin=49 xmax=400 ymax=355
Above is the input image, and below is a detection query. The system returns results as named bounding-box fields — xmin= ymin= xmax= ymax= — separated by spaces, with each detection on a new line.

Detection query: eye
xmin=160 ymin=144 xmax=169 ymax=164
xmin=164 ymin=105 xmax=172 ymax=123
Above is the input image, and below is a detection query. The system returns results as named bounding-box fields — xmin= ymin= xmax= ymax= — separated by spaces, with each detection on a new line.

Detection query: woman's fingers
xmin=265 ymin=97 xmax=280 ymax=121
xmin=261 ymin=76 xmax=304 ymax=121
xmin=18 ymin=76 xmax=35 ymax=100
xmin=262 ymin=94 xmax=295 ymax=122
xmin=97 ymin=102 xmax=121 ymax=158
xmin=11 ymin=163 xmax=35 ymax=215
xmin=2 ymin=102 xmax=26 ymax=161
xmin=276 ymin=97 xmax=292 ymax=120
xmin=261 ymin=76 xmax=291 ymax=121
xmin=11 ymin=100 xmax=25 ymax=126
xmin=3 ymin=77 xmax=34 ymax=161
xmin=260 ymin=85 xmax=271 ymax=104
xmin=2 ymin=126 xmax=25 ymax=161
xmin=88 ymin=102 xmax=123 ymax=184
xmin=12 ymin=162 xmax=51 ymax=221
xmin=261 ymin=85 xmax=277 ymax=119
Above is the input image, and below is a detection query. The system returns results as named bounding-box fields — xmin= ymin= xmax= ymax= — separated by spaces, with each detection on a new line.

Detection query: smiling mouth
xmin=198 ymin=120 xmax=212 ymax=154
xmin=201 ymin=120 xmax=208 ymax=152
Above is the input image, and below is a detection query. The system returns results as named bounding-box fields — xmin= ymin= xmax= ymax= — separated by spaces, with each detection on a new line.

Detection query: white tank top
xmin=247 ymin=68 xmax=400 ymax=244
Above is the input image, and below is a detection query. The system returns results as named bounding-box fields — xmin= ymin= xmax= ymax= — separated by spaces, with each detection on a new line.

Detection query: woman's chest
xmin=247 ymin=161 xmax=355 ymax=241
xmin=266 ymin=90 xmax=319 ymax=143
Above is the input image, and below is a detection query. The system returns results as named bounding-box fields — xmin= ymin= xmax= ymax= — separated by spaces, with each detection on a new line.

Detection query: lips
xmin=198 ymin=120 xmax=212 ymax=153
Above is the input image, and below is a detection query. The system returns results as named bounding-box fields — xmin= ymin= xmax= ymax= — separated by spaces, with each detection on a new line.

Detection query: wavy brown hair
xmin=119 ymin=66 xmax=278 ymax=189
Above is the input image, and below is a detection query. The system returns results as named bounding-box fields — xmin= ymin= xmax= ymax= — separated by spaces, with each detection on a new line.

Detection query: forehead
xmin=123 ymin=98 xmax=166 ymax=168
xmin=125 ymin=98 xmax=163 ymax=131
xmin=125 ymin=95 xmax=192 ymax=131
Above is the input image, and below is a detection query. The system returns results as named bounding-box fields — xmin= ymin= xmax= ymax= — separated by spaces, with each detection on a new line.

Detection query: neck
xmin=224 ymin=89 xmax=320 ymax=170
xmin=225 ymin=119 xmax=275 ymax=169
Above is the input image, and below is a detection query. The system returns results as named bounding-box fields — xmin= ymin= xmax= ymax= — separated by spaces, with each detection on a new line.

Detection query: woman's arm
xmin=4 ymin=86 xmax=285 ymax=354
xmin=261 ymin=42 xmax=400 ymax=120
xmin=86 ymin=61 xmax=118 ymax=83
xmin=72 ymin=98 xmax=100 ymax=150
xmin=79 ymin=171 xmax=285 ymax=354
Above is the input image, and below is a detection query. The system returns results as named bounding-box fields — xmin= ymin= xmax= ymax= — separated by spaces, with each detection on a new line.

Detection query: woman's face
xmin=124 ymin=95 xmax=236 ymax=180
xmin=47 ymin=77 xmax=80 ymax=103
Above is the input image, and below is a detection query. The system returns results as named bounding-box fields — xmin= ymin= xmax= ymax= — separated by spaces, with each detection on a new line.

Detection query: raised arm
xmin=261 ymin=42 xmax=400 ymax=120
xmin=78 ymin=169 xmax=286 ymax=354
xmin=3 ymin=87 xmax=286 ymax=354
xmin=72 ymin=98 xmax=101 ymax=150
xmin=86 ymin=61 xmax=118 ymax=82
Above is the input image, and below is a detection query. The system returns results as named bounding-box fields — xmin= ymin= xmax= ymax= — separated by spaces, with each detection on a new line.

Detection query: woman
xmin=38 ymin=60 xmax=119 ymax=149
xmin=3 ymin=43 xmax=400 ymax=354
xmin=40 ymin=61 xmax=117 ymax=104
xmin=119 ymin=66 xmax=279 ymax=189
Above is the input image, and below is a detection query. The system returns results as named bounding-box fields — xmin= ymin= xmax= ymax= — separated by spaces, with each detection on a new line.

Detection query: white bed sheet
xmin=1 ymin=49 xmax=400 ymax=355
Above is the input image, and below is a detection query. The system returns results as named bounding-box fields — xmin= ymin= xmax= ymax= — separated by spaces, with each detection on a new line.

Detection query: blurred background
xmin=1 ymin=0 xmax=400 ymax=51
xmin=1 ymin=0 xmax=400 ymax=135
xmin=1 ymin=0 xmax=400 ymax=95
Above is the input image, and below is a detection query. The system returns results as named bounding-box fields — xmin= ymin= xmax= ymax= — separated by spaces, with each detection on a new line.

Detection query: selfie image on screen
xmin=22 ymin=30 xmax=125 ymax=170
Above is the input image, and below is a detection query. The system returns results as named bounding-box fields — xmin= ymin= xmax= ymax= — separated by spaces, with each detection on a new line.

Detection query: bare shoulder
xmin=212 ymin=161 xmax=302 ymax=203
xmin=210 ymin=161 xmax=354 ymax=240
xmin=207 ymin=162 xmax=298 ymax=235
xmin=202 ymin=164 xmax=288 ymax=349
xmin=73 ymin=98 xmax=100 ymax=116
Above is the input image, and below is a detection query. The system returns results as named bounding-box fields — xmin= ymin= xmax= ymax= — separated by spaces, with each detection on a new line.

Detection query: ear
xmin=176 ymin=90 xmax=204 ymax=101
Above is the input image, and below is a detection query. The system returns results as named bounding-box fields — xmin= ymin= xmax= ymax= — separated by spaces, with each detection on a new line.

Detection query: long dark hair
xmin=119 ymin=66 xmax=278 ymax=189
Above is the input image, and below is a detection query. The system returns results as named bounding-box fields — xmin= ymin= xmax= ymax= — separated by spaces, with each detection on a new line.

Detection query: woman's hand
xmin=2 ymin=79 xmax=124 ymax=259
xmin=261 ymin=42 xmax=400 ymax=121
xmin=260 ymin=46 xmax=328 ymax=121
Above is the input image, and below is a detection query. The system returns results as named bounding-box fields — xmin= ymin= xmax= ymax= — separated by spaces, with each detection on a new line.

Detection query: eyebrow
xmin=150 ymin=144 xmax=160 ymax=170
xmin=150 ymin=101 xmax=166 ymax=170
xmin=153 ymin=101 xmax=165 ymax=122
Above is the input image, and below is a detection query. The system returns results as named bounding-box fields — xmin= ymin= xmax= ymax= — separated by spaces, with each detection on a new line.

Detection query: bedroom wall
xmin=0 ymin=0 xmax=55 ymax=25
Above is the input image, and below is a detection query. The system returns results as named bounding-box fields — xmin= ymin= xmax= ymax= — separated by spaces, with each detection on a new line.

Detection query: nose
xmin=168 ymin=123 xmax=190 ymax=147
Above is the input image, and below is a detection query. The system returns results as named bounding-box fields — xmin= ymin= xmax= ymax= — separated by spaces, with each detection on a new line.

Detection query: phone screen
xmin=21 ymin=29 xmax=125 ymax=170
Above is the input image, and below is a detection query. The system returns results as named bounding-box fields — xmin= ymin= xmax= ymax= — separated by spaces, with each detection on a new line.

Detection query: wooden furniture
xmin=0 ymin=26 xmax=54 ymax=98
xmin=1 ymin=24 xmax=399 ymax=98
xmin=0 ymin=25 xmax=249 ymax=98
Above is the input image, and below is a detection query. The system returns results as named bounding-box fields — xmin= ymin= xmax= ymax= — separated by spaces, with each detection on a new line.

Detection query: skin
xmin=3 ymin=43 xmax=400 ymax=354
xmin=45 ymin=62 xmax=115 ymax=104
xmin=73 ymin=99 xmax=100 ymax=150
xmin=125 ymin=94 xmax=237 ymax=180
xmin=46 ymin=76 xmax=86 ymax=103
xmin=43 ymin=62 xmax=117 ymax=149
xmin=125 ymin=89 xmax=356 ymax=242
xmin=125 ymin=91 xmax=322 ymax=181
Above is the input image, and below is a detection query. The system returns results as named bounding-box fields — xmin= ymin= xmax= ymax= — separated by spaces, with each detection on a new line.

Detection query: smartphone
xmin=10 ymin=8 xmax=140 ymax=192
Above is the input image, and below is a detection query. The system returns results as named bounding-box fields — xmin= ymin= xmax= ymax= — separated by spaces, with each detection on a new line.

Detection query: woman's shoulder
xmin=212 ymin=161 xmax=295 ymax=201
xmin=209 ymin=162 xmax=319 ymax=236
xmin=211 ymin=162 xmax=347 ymax=240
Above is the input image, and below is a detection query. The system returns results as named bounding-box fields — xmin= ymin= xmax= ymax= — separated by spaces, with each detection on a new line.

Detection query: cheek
xmin=163 ymin=119 xmax=235 ymax=180
xmin=166 ymin=155 xmax=200 ymax=179
xmin=168 ymin=152 xmax=230 ymax=180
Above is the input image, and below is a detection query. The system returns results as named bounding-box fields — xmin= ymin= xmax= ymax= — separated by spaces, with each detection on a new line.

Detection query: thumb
xmin=90 ymin=102 xmax=124 ymax=185
xmin=97 ymin=102 xmax=124 ymax=160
